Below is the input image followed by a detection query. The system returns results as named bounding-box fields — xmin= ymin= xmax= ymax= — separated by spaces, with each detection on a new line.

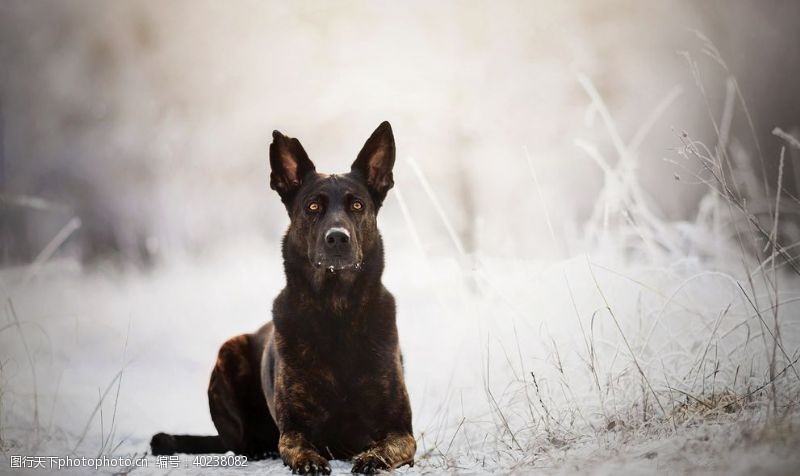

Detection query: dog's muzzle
xmin=314 ymin=227 xmax=361 ymax=272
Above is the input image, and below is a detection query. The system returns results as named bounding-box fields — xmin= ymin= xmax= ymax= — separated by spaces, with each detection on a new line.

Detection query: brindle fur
xmin=151 ymin=122 xmax=415 ymax=474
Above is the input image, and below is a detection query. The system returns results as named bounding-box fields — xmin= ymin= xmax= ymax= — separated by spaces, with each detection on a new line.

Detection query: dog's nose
xmin=325 ymin=228 xmax=350 ymax=248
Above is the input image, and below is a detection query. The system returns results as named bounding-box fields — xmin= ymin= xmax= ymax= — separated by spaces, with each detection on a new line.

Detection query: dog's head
xmin=269 ymin=121 xmax=395 ymax=279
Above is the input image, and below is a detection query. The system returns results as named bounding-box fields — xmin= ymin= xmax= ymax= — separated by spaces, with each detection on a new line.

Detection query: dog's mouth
xmin=312 ymin=256 xmax=363 ymax=273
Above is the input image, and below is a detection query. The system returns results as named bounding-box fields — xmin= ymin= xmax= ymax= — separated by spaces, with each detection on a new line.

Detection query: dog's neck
xmin=282 ymin=242 xmax=385 ymax=316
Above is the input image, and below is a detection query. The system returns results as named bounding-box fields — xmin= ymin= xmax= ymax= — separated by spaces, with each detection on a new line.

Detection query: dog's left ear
xmin=351 ymin=121 xmax=396 ymax=207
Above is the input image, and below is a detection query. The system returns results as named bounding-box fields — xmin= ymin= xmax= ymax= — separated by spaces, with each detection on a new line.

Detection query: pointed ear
xmin=269 ymin=130 xmax=315 ymax=203
xmin=350 ymin=121 xmax=396 ymax=207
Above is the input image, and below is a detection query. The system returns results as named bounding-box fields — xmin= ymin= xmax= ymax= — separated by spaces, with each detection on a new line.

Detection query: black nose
xmin=325 ymin=229 xmax=350 ymax=249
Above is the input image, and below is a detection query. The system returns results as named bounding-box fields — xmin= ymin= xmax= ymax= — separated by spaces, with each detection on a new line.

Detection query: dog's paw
xmin=287 ymin=453 xmax=331 ymax=475
xmin=149 ymin=433 xmax=177 ymax=456
xmin=351 ymin=451 xmax=389 ymax=474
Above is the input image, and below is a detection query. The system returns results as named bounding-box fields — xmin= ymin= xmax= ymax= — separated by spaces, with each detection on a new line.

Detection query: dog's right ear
xmin=269 ymin=130 xmax=316 ymax=204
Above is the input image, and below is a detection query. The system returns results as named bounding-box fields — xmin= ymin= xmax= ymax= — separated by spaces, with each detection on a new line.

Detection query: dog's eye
xmin=351 ymin=200 xmax=364 ymax=211
xmin=307 ymin=201 xmax=320 ymax=212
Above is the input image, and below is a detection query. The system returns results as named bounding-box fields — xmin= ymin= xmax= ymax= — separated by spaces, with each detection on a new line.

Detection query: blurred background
xmin=2 ymin=1 xmax=800 ymax=472
xmin=2 ymin=0 xmax=798 ymax=267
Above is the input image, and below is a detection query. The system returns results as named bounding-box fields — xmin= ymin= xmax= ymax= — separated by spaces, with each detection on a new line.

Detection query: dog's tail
xmin=150 ymin=432 xmax=227 ymax=455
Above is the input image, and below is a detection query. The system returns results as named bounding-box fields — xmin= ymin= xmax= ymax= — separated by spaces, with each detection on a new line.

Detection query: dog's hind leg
xmin=208 ymin=334 xmax=280 ymax=460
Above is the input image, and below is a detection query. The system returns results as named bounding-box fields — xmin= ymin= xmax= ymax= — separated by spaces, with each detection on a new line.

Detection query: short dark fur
xmin=151 ymin=122 xmax=415 ymax=474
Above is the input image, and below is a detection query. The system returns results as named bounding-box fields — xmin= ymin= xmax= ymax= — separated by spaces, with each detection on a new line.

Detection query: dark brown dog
xmin=151 ymin=122 xmax=415 ymax=474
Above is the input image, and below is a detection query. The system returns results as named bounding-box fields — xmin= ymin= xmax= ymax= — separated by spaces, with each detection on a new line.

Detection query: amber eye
xmin=351 ymin=200 xmax=364 ymax=211
xmin=307 ymin=201 xmax=320 ymax=212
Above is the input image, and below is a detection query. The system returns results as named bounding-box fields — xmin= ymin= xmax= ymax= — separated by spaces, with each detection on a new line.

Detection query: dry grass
xmin=407 ymin=42 xmax=800 ymax=473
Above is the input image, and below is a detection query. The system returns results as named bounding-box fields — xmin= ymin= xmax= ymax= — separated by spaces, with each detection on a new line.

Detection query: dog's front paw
xmin=351 ymin=451 xmax=389 ymax=474
xmin=286 ymin=453 xmax=331 ymax=475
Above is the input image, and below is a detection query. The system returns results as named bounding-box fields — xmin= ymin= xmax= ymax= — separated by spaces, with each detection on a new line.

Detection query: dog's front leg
xmin=278 ymin=431 xmax=331 ymax=475
xmin=351 ymin=432 xmax=416 ymax=474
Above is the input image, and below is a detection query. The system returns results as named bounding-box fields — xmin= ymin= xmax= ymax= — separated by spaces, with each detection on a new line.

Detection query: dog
xmin=150 ymin=122 xmax=416 ymax=474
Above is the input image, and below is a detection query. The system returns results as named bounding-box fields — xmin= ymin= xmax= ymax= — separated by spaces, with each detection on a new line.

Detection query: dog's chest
xmin=313 ymin=342 xmax=389 ymax=402
xmin=318 ymin=367 xmax=391 ymax=454
xmin=274 ymin=306 xmax=400 ymax=453
xmin=294 ymin=343 xmax=391 ymax=453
